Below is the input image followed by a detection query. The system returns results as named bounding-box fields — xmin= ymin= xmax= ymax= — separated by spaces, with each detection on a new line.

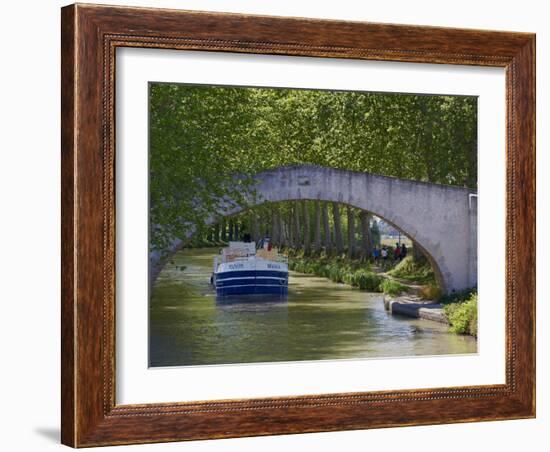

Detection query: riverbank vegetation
xmin=288 ymin=255 xmax=383 ymax=291
xmin=441 ymin=289 xmax=478 ymax=336
xmin=379 ymin=279 xmax=409 ymax=296
xmin=288 ymin=252 xmax=407 ymax=296
xmin=388 ymin=256 xmax=436 ymax=285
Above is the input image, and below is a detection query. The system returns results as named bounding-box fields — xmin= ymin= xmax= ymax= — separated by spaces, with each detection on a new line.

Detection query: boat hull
xmin=214 ymin=260 xmax=288 ymax=298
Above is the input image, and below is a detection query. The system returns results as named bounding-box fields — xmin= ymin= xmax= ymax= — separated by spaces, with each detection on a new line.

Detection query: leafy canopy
xmin=149 ymin=83 xmax=477 ymax=249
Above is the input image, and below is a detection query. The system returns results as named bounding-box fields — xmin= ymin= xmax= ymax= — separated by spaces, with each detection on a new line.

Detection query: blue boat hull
xmin=214 ymin=270 xmax=288 ymax=297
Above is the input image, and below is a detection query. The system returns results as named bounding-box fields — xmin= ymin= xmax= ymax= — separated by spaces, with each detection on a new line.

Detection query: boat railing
xmin=219 ymin=254 xmax=289 ymax=265
xmin=216 ymin=240 xmax=290 ymax=266
xmin=221 ymin=255 xmax=255 ymax=264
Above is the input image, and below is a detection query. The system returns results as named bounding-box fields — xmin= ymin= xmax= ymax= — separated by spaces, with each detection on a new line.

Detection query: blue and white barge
xmin=212 ymin=240 xmax=288 ymax=298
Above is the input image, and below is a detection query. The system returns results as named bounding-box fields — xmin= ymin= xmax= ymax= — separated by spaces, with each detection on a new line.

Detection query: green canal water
xmin=149 ymin=248 xmax=476 ymax=367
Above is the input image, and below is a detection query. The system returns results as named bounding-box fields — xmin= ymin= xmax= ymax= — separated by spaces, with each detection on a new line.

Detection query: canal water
xmin=149 ymin=248 xmax=476 ymax=367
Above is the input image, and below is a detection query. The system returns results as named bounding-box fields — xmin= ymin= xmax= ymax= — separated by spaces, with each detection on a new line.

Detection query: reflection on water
xmin=149 ymin=248 xmax=476 ymax=367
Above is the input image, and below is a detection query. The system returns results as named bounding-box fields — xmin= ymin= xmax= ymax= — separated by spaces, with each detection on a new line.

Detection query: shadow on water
xmin=149 ymin=248 xmax=477 ymax=367
xmin=216 ymin=294 xmax=288 ymax=306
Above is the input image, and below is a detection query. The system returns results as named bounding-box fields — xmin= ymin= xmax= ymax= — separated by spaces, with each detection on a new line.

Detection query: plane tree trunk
xmin=234 ymin=220 xmax=239 ymax=241
xmin=294 ymin=203 xmax=302 ymax=250
xmin=322 ymin=202 xmax=332 ymax=254
xmin=251 ymin=212 xmax=259 ymax=242
xmin=360 ymin=211 xmax=372 ymax=260
xmin=347 ymin=206 xmax=356 ymax=259
xmin=228 ymin=218 xmax=234 ymax=241
xmin=332 ymin=202 xmax=344 ymax=255
xmin=271 ymin=207 xmax=280 ymax=246
xmin=207 ymin=227 xmax=213 ymax=242
xmin=279 ymin=214 xmax=287 ymax=248
xmin=288 ymin=209 xmax=294 ymax=249
xmin=221 ymin=218 xmax=227 ymax=242
xmin=303 ymin=201 xmax=311 ymax=255
xmin=214 ymin=222 xmax=220 ymax=242
xmin=314 ymin=200 xmax=322 ymax=253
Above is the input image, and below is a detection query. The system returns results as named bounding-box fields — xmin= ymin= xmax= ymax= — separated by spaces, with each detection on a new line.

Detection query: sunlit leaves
xmin=149 ymin=83 xmax=477 ymax=249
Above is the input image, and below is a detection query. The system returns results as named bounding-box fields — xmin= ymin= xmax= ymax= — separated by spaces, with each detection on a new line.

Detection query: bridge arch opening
xmin=150 ymin=165 xmax=476 ymax=293
xmin=159 ymin=199 xmax=445 ymax=293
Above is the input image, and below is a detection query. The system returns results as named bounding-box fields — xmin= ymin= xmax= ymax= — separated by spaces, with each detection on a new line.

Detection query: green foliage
xmin=441 ymin=288 xmax=478 ymax=336
xmin=380 ymin=279 xmax=408 ymax=296
xmin=149 ymin=83 xmax=477 ymax=250
xmin=420 ymin=284 xmax=443 ymax=300
xmin=350 ymin=270 xmax=383 ymax=291
xmin=388 ymin=256 xmax=436 ymax=284
xmin=444 ymin=292 xmax=478 ymax=336
xmin=149 ymin=84 xmax=257 ymax=251
xmin=289 ymin=257 xmax=382 ymax=292
xmin=327 ymin=263 xmax=345 ymax=283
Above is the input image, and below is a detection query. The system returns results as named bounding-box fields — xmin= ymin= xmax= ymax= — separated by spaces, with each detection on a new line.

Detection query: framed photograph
xmin=61 ymin=3 xmax=535 ymax=447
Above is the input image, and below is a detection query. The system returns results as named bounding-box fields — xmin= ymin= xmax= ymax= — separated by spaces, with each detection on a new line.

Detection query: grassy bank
xmin=288 ymin=254 xmax=411 ymax=295
xmin=289 ymin=256 xmax=381 ymax=291
xmin=441 ymin=288 xmax=478 ymax=337
xmin=380 ymin=279 xmax=409 ymax=296
xmin=387 ymin=256 xmax=436 ymax=285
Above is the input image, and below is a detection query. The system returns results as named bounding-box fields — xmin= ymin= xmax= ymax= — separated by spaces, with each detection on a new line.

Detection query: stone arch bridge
xmin=150 ymin=164 xmax=477 ymax=293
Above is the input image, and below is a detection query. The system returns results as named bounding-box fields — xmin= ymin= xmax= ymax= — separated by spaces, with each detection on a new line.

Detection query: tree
xmin=360 ymin=211 xmax=372 ymax=260
xmin=332 ymin=202 xmax=344 ymax=255
xmin=302 ymin=201 xmax=311 ymax=255
xmin=322 ymin=202 xmax=332 ymax=254
xmin=214 ymin=222 xmax=220 ymax=243
xmin=234 ymin=219 xmax=239 ymax=241
xmin=271 ymin=206 xmax=280 ymax=246
xmin=150 ymin=83 xmax=477 ymax=249
xmin=251 ymin=211 xmax=259 ymax=242
xmin=279 ymin=213 xmax=287 ymax=247
xmin=347 ymin=206 xmax=356 ymax=259
xmin=220 ymin=218 xmax=227 ymax=242
xmin=314 ymin=201 xmax=322 ymax=253
xmin=228 ymin=218 xmax=234 ymax=241
xmin=293 ymin=203 xmax=302 ymax=250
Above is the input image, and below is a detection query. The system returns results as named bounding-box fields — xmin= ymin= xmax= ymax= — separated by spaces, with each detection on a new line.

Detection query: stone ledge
xmin=384 ymin=296 xmax=448 ymax=324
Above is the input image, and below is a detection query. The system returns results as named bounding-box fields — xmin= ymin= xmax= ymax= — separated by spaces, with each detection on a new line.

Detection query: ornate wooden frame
xmin=61 ymin=3 xmax=536 ymax=447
